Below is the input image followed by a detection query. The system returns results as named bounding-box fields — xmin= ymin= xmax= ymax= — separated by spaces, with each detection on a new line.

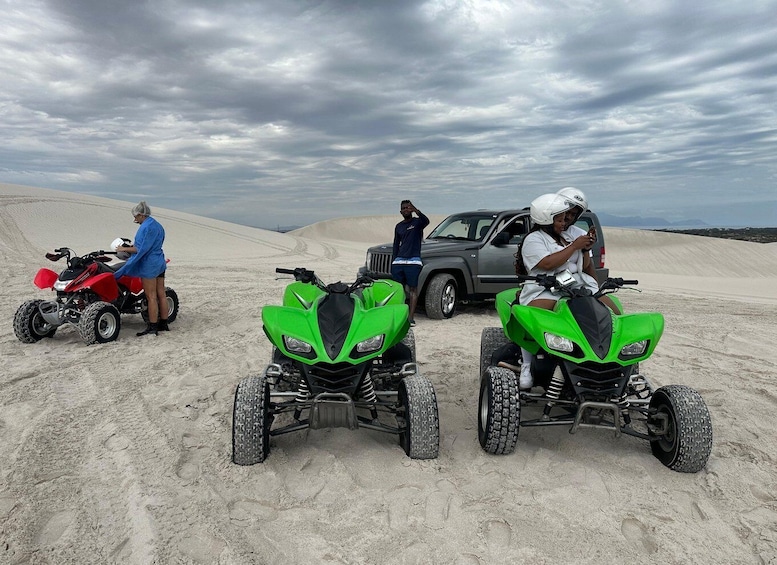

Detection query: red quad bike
xmin=13 ymin=246 xmax=179 ymax=345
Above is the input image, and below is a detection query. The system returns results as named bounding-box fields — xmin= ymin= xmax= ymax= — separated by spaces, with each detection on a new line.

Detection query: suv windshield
xmin=427 ymin=213 xmax=497 ymax=241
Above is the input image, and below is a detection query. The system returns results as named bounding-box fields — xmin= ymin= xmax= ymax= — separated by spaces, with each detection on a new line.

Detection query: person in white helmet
xmin=515 ymin=193 xmax=601 ymax=389
xmin=556 ymin=186 xmax=620 ymax=314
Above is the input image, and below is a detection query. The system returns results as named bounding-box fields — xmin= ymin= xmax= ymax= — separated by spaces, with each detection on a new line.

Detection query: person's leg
xmin=405 ymin=265 xmax=422 ymax=324
xmin=143 ymin=278 xmax=160 ymax=322
xmin=407 ymin=286 xmax=418 ymax=324
xmin=520 ymin=298 xmax=557 ymax=389
xmin=137 ymin=277 xmax=159 ymax=336
xmin=156 ymin=276 xmax=169 ymax=320
xmin=598 ymin=295 xmax=621 ymax=314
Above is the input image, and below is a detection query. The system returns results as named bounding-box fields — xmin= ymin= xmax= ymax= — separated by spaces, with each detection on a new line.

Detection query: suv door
xmin=475 ymin=214 xmax=529 ymax=294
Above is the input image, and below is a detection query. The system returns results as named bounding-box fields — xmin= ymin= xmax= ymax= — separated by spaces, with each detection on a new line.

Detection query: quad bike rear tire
xmin=141 ymin=287 xmax=179 ymax=323
xmin=78 ymin=301 xmax=121 ymax=345
xmin=649 ymin=384 xmax=712 ymax=473
xmin=233 ymin=374 xmax=272 ymax=465
xmin=424 ymin=274 xmax=457 ymax=319
xmin=478 ymin=366 xmax=520 ymax=455
xmin=14 ymin=299 xmax=58 ymax=343
xmin=479 ymin=327 xmax=511 ymax=378
xmin=398 ymin=374 xmax=439 ymax=459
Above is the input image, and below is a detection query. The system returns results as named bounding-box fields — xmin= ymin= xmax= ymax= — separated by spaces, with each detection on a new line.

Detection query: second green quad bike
xmin=233 ymin=267 xmax=439 ymax=464
xmin=478 ymin=272 xmax=712 ymax=473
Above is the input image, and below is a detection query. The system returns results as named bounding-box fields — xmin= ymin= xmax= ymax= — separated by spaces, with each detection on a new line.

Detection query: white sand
xmin=2 ymin=182 xmax=776 ymax=564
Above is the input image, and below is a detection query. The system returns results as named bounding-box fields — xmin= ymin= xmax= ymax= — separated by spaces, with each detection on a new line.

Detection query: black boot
xmin=137 ymin=322 xmax=158 ymax=336
xmin=158 ymin=319 xmax=170 ymax=331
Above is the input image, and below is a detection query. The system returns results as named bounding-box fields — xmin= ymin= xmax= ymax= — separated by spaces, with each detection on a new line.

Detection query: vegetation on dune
xmin=655 ymin=227 xmax=777 ymax=244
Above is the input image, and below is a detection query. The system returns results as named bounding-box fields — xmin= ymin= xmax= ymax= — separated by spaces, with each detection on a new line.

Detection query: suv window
xmin=428 ymin=213 xmax=497 ymax=241
xmin=499 ymin=215 xmax=528 ymax=244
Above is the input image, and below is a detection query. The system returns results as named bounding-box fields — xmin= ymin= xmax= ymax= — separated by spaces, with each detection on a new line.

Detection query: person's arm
xmin=411 ymin=204 xmax=430 ymax=228
xmin=392 ymin=227 xmax=400 ymax=259
xmin=535 ymin=235 xmax=592 ymax=271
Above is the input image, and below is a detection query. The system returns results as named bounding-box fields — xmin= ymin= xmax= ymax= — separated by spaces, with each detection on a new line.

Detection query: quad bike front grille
xmin=302 ymin=362 xmax=368 ymax=396
xmin=566 ymin=361 xmax=629 ymax=397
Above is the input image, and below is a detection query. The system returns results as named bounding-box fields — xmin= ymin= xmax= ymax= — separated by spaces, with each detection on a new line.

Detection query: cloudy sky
xmin=1 ymin=0 xmax=776 ymax=228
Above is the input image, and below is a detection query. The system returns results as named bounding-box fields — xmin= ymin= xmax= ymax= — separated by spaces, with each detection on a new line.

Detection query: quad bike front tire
xmin=479 ymin=327 xmax=511 ymax=378
xmin=424 ymin=274 xmax=457 ymax=319
xmin=233 ymin=374 xmax=272 ymax=465
xmin=478 ymin=366 xmax=520 ymax=455
xmin=14 ymin=299 xmax=58 ymax=343
xmin=78 ymin=301 xmax=121 ymax=345
xmin=649 ymin=384 xmax=712 ymax=473
xmin=141 ymin=287 xmax=180 ymax=323
xmin=398 ymin=374 xmax=439 ymax=459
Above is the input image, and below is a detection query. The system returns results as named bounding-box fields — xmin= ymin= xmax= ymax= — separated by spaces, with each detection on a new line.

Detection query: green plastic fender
xmin=495 ymin=288 xmax=664 ymax=365
xmin=263 ymin=281 xmax=410 ymax=364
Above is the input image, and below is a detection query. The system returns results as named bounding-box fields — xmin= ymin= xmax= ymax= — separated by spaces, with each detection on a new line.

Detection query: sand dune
xmin=2 ymin=182 xmax=776 ymax=564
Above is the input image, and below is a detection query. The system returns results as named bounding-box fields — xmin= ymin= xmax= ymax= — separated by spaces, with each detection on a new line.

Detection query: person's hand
xmin=574 ymin=234 xmax=594 ymax=250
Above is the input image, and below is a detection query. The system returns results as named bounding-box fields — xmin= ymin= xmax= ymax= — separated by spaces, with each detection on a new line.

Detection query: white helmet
xmin=556 ymin=186 xmax=587 ymax=212
xmin=111 ymin=237 xmax=132 ymax=260
xmin=530 ymin=193 xmax=574 ymax=225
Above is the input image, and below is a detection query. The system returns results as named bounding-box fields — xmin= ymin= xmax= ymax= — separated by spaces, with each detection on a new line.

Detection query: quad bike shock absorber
xmin=294 ymin=379 xmax=311 ymax=420
xmin=358 ymin=374 xmax=379 ymax=420
xmin=617 ymin=392 xmax=631 ymax=425
xmin=542 ymin=365 xmax=565 ymax=419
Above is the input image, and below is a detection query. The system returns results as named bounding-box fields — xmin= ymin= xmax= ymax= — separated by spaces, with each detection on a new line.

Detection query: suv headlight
xmin=356 ymin=334 xmax=384 ymax=353
xmin=544 ymin=333 xmax=574 ymax=353
xmin=284 ymin=335 xmax=312 ymax=354
xmin=365 ymin=251 xmax=372 ymax=268
xmin=620 ymin=340 xmax=648 ymax=358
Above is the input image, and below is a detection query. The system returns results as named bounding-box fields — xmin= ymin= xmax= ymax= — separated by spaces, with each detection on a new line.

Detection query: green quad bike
xmin=233 ymin=267 xmax=439 ymax=464
xmin=478 ymin=272 xmax=712 ymax=473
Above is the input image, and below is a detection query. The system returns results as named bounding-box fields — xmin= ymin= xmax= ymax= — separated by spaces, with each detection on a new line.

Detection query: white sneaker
xmin=519 ymin=363 xmax=533 ymax=390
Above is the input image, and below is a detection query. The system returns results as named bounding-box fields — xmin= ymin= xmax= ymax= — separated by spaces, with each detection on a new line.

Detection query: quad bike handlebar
xmin=45 ymin=247 xmax=117 ymax=266
xmin=516 ymin=273 xmax=639 ymax=299
xmin=276 ymin=267 xmax=377 ymax=294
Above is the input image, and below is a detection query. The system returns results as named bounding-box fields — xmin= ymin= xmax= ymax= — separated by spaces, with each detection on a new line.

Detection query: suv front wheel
xmin=424 ymin=274 xmax=457 ymax=319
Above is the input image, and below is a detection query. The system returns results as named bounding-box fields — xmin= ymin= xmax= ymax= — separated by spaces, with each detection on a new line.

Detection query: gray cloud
xmin=1 ymin=0 xmax=775 ymax=227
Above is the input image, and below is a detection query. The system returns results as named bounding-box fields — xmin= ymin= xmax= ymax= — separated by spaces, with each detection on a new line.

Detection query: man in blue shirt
xmin=391 ymin=200 xmax=429 ymax=326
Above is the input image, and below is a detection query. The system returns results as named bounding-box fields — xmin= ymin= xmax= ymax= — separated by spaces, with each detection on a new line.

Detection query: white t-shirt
xmin=519 ymin=229 xmax=598 ymax=305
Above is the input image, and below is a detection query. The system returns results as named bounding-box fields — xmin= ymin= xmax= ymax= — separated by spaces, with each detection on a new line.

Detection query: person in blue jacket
xmin=114 ymin=201 xmax=169 ymax=336
xmin=391 ymin=200 xmax=429 ymax=326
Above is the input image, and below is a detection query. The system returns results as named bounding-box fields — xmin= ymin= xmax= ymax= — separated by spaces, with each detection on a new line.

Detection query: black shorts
xmin=391 ymin=264 xmax=422 ymax=288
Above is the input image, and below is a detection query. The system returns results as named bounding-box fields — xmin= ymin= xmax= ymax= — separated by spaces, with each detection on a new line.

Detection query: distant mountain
xmin=597 ymin=213 xmax=708 ymax=228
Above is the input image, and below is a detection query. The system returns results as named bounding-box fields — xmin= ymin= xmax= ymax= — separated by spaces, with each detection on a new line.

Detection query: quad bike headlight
xmin=620 ymin=340 xmax=648 ymax=358
xmin=356 ymin=334 xmax=384 ymax=353
xmin=283 ymin=335 xmax=312 ymax=354
xmin=544 ymin=332 xmax=574 ymax=353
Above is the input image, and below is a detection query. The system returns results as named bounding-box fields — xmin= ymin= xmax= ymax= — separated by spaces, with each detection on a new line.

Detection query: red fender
xmin=119 ymin=275 xmax=144 ymax=294
xmin=34 ymin=268 xmax=59 ymax=290
xmin=69 ymin=272 xmax=120 ymax=302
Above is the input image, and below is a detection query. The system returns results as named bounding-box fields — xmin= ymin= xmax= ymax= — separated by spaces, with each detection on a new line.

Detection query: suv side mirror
xmin=491 ymin=231 xmax=511 ymax=246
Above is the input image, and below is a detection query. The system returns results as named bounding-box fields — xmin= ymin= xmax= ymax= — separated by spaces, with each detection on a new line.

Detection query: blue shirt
xmin=114 ymin=216 xmax=167 ymax=279
xmin=393 ymin=213 xmax=429 ymax=262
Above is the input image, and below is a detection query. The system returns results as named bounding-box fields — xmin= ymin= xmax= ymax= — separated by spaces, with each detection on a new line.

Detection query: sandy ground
xmin=1 ymin=182 xmax=776 ymax=564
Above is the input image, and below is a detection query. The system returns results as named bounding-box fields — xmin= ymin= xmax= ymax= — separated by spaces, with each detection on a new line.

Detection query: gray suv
xmin=359 ymin=208 xmax=608 ymax=319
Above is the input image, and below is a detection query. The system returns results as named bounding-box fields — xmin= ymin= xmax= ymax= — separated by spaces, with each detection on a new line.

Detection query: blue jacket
xmin=114 ymin=216 xmax=167 ymax=279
